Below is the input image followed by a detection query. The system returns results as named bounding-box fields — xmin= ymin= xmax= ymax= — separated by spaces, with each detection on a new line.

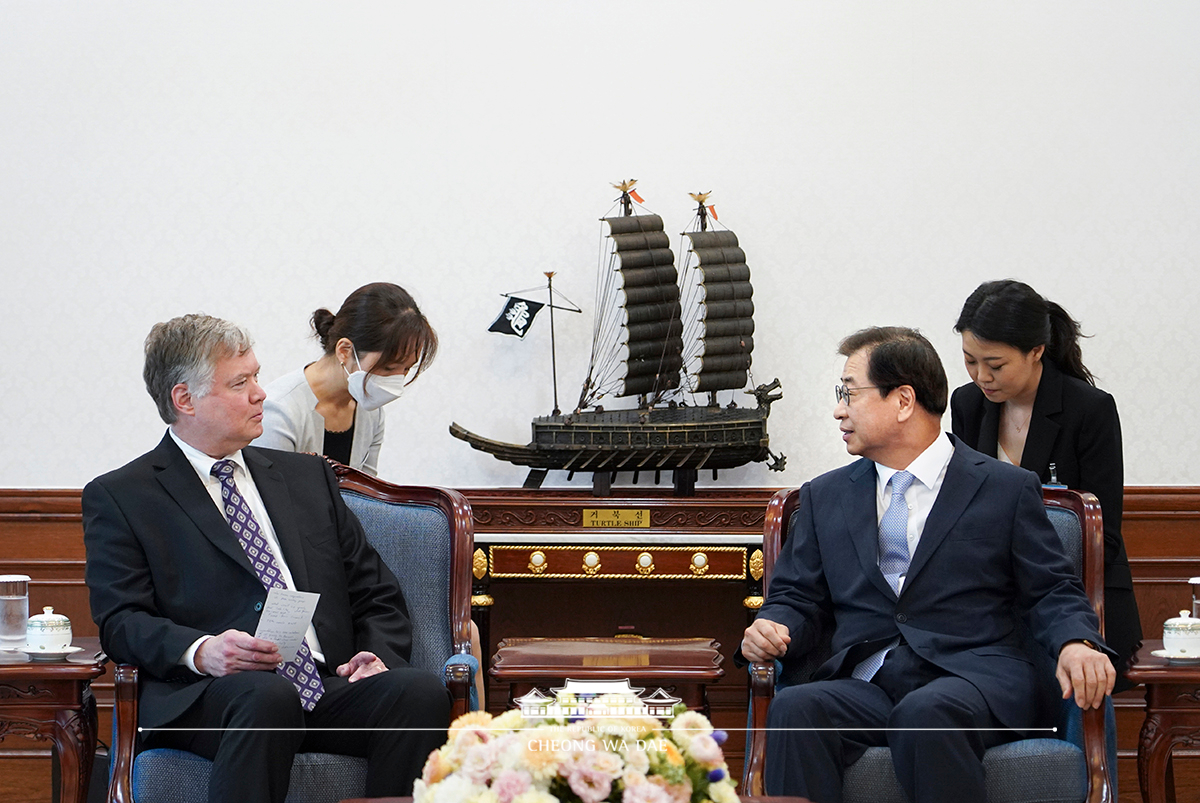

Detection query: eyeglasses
xmin=835 ymin=384 xmax=879 ymax=405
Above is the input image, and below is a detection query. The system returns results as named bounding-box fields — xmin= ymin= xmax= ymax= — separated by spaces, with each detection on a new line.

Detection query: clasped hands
xmin=741 ymin=620 xmax=1115 ymax=709
xmin=195 ymin=629 xmax=387 ymax=682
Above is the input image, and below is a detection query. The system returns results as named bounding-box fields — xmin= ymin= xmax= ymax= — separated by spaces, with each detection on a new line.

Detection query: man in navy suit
xmin=741 ymin=326 xmax=1115 ymax=803
xmin=83 ymin=314 xmax=450 ymax=803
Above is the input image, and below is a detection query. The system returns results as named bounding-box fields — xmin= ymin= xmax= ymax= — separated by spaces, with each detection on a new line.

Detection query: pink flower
xmin=459 ymin=741 xmax=496 ymax=785
xmin=420 ymin=749 xmax=452 ymax=785
xmin=623 ymin=781 xmax=672 ymax=803
xmin=567 ymin=764 xmax=614 ymax=803
xmin=648 ymin=776 xmax=692 ymax=803
xmin=491 ymin=769 xmax=532 ymax=803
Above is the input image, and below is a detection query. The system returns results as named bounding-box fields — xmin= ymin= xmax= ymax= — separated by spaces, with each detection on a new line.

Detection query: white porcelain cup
xmin=1163 ymin=610 xmax=1200 ymax=656
xmin=25 ymin=607 xmax=72 ymax=652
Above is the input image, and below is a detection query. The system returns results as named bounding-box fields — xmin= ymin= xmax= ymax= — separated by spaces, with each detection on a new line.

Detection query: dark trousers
xmin=765 ymin=645 xmax=1014 ymax=803
xmin=144 ymin=667 xmax=451 ymax=803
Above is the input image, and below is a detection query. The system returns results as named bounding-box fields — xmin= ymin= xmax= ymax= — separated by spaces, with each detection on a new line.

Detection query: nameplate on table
xmin=582 ymin=509 xmax=650 ymax=528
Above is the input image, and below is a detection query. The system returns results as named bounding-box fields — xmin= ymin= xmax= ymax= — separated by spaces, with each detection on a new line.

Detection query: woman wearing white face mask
xmin=254 ymin=282 xmax=438 ymax=475
xmin=254 ymin=282 xmax=489 ymax=706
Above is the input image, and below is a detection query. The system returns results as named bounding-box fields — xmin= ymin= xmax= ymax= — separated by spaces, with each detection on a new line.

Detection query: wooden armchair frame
xmin=742 ymin=486 xmax=1113 ymax=803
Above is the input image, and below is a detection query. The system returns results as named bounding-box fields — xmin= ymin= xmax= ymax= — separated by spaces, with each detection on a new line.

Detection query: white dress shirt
xmin=169 ymin=428 xmax=326 ymax=673
xmin=874 ymin=432 xmax=955 ymax=592
xmin=851 ymin=433 xmax=956 ymax=681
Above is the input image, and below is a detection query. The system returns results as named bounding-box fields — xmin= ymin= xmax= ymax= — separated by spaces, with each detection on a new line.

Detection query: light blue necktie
xmin=878 ymin=470 xmax=915 ymax=594
xmin=852 ymin=470 xmax=915 ymax=681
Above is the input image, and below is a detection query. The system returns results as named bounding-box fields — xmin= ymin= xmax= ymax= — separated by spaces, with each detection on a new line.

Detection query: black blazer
xmin=83 ymin=433 xmax=413 ymax=728
xmin=757 ymin=436 xmax=1106 ymax=730
xmin=951 ymin=359 xmax=1141 ymax=675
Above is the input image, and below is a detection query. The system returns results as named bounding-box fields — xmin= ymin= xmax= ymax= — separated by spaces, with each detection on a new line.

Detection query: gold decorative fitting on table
xmin=472 ymin=549 xmax=488 ymax=579
xmin=635 ymin=552 xmax=655 ymax=575
xmin=528 ymin=551 xmax=548 ymax=574
xmin=471 ymin=594 xmax=495 ymax=607
xmin=749 ymin=549 xmax=764 ymax=581
xmin=743 ymin=595 xmax=764 ymax=609
xmin=690 ymin=552 xmax=709 ymax=576
xmin=488 ymin=545 xmax=746 ymax=580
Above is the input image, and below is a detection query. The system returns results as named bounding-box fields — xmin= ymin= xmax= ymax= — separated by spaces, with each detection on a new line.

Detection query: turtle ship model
xmin=451 ymin=181 xmax=785 ymax=495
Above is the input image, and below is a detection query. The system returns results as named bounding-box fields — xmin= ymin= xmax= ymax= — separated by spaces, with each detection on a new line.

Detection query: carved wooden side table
xmin=491 ymin=636 xmax=725 ymax=715
xmin=1125 ymin=639 xmax=1200 ymax=803
xmin=0 ymin=637 xmax=106 ymax=803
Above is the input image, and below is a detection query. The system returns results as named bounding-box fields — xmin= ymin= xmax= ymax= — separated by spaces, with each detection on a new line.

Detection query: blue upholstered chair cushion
xmin=339 ymin=493 xmax=454 ymax=678
xmin=843 ymin=740 xmax=1086 ymax=803
xmin=131 ymin=749 xmax=368 ymax=803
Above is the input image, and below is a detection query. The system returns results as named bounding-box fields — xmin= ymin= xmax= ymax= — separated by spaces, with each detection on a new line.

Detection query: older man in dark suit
xmin=83 ymin=314 xmax=449 ymax=803
xmin=740 ymin=326 xmax=1115 ymax=803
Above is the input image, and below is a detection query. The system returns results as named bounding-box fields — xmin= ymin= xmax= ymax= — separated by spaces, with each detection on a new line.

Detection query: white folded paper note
xmin=254 ymin=587 xmax=319 ymax=664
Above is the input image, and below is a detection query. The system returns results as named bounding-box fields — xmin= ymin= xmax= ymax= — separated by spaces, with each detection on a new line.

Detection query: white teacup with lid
xmin=26 ymin=607 xmax=72 ymax=652
xmin=1163 ymin=610 xmax=1200 ymax=657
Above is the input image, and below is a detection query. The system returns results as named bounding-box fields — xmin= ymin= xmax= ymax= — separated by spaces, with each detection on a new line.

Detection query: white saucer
xmin=1151 ymin=649 xmax=1200 ymax=666
xmin=18 ymin=645 xmax=84 ymax=661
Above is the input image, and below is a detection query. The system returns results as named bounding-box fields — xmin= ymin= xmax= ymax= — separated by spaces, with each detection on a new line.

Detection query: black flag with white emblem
xmin=488 ymin=296 xmax=545 ymax=338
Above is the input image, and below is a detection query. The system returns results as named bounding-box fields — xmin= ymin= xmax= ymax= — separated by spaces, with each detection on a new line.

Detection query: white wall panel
xmin=2 ymin=2 xmax=1196 ymax=487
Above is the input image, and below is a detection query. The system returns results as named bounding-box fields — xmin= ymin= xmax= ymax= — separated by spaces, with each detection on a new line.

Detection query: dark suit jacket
xmin=949 ymin=359 xmax=1131 ymax=588
xmin=756 ymin=435 xmax=1106 ymax=730
xmin=83 ymin=433 xmax=413 ymax=729
xmin=950 ymin=359 xmax=1140 ymax=675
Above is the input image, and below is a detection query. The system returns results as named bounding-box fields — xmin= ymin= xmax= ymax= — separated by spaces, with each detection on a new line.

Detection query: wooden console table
xmin=0 ymin=636 xmax=106 ymax=803
xmin=1125 ymin=639 xmax=1200 ymax=803
xmin=462 ymin=486 xmax=775 ymax=783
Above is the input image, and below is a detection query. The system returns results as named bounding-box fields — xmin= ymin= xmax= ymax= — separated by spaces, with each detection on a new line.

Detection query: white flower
xmin=686 ymin=733 xmax=724 ymax=764
xmin=426 ymin=774 xmax=487 ymax=803
xmin=621 ymin=743 xmax=650 ymax=775
xmin=512 ymin=791 xmax=560 ymax=803
xmin=490 ymin=709 xmax=527 ymax=734
xmin=468 ymin=791 xmax=500 ymax=803
xmin=669 ymin=711 xmax=713 ymax=746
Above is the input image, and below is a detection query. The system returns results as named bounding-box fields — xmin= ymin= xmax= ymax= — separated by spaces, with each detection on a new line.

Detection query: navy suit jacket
xmin=756 ymin=435 xmax=1105 ymax=729
xmin=83 ymin=433 xmax=413 ymax=728
xmin=950 ymin=360 xmax=1141 ymax=682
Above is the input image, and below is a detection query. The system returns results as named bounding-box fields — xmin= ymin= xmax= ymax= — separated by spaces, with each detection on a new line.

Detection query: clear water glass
xmin=0 ymin=575 xmax=31 ymax=645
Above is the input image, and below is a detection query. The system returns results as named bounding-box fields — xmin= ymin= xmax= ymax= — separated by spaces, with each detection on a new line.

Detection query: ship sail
xmin=609 ymin=214 xmax=684 ymax=398
xmin=578 ymin=185 xmax=685 ymax=410
xmin=681 ymin=228 xmax=754 ymax=393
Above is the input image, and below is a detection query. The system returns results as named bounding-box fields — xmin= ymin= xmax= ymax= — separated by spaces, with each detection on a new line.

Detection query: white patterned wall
xmin=2 ymin=2 xmax=1197 ymax=489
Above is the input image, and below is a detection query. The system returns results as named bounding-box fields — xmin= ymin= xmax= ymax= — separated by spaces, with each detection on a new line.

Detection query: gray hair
xmin=143 ymin=314 xmax=254 ymax=424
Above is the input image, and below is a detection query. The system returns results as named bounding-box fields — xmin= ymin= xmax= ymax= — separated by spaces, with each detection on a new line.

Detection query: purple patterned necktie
xmin=210 ymin=459 xmax=325 ymax=711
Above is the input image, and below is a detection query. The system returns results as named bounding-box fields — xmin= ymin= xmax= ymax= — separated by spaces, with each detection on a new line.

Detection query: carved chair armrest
xmin=1081 ymin=702 xmax=1113 ymax=803
xmin=444 ymin=659 xmax=474 ymax=721
xmin=742 ymin=660 xmax=777 ymax=797
xmin=109 ymin=664 xmax=139 ymax=803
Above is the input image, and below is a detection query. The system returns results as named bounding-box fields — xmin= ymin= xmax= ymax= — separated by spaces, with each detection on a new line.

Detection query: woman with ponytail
xmin=253 ymin=283 xmax=487 ymax=705
xmin=951 ymin=279 xmax=1140 ymax=688
xmin=254 ymin=282 xmax=438 ymax=475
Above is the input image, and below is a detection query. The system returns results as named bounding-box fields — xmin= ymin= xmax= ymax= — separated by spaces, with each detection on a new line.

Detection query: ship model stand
xmin=451 ymin=181 xmax=785 ymax=496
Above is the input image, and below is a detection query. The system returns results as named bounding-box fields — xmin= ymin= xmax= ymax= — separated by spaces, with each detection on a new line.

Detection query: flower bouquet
xmin=414 ymin=696 xmax=738 ymax=803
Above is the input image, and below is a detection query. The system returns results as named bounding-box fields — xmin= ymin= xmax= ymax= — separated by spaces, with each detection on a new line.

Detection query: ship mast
xmin=546 ymin=271 xmax=560 ymax=415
